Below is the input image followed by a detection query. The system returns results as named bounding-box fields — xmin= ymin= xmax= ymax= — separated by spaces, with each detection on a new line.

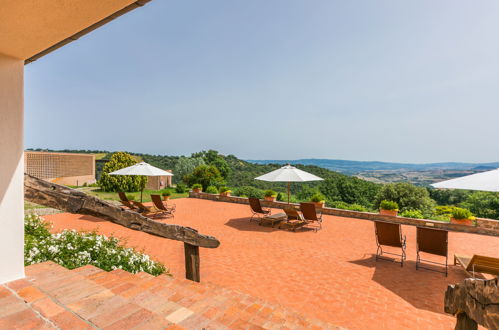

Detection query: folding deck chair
xmin=300 ymin=202 xmax=323 ymax=232
xmin=150 ymin=194 xmax=175 ymax=219
xmin=374 ymin=221 xmax=406 ymax=267
xmin=416 ymin=227 xmax=448 ymax=276
xmin=248 ymin=197 xmax=271 ymax=222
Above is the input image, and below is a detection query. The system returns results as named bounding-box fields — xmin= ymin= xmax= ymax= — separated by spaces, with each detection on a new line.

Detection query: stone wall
xmin=189 ymin=191 xmax=499 ymax=237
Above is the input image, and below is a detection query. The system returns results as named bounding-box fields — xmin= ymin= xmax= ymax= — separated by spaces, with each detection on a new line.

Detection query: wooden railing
xmin=24 ymin=174 xmax=219 ymax=282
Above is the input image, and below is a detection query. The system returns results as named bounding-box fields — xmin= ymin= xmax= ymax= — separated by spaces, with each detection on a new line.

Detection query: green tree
xmin=98 ymin=152 xmax=146 ymax=192
xmin=460 ymin=191 xmax=499 ymax=220
xmin=192 ymin=150 xmax=231 ymax=179
xmin=375 ymin=182 xmax=436 ymax=214
xmin=173 ymin=157 xmax=205 ymax=184
xmin=183 ymin=165 xmax=225 ymax=190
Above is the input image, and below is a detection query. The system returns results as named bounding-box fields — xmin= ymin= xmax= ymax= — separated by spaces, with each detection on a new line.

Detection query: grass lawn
xmin=78 ymin=187 xmax=188 ymax=202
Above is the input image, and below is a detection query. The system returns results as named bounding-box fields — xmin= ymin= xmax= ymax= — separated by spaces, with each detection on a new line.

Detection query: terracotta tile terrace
xmin=41 ymin=198 xmax=498 ymax=329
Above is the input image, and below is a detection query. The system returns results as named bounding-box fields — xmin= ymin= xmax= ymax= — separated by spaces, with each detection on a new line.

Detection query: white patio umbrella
xmin=109 ymin=162 xmax=173 ymax=202
xmin=431 ymin=168 xmax=499 ymax=192
xmin=255 ymin=164 xmax=324 ymax=203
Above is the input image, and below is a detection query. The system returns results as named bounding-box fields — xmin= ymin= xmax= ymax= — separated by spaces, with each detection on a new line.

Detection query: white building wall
xmin=0 ymin=54 xmax=25 ymax=284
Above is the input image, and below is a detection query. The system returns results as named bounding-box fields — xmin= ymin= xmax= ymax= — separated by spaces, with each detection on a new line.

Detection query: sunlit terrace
xmin=41 ymin=197 xmax=499 ymax=329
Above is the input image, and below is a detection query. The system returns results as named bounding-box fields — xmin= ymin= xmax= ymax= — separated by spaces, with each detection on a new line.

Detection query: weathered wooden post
xmin=184 ymin=243 xmax=200 ymax=282
xmin=445 ymin=277 xmax=498 ymax=330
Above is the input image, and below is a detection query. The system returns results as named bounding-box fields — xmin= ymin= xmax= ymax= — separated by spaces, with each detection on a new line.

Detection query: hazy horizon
xmin=25 ymin=1 xmax=499 ymax=163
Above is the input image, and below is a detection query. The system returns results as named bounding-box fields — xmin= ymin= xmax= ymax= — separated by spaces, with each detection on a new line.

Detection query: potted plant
xmin=192 ymin=183 xmax=202 ymax=193
xmin=450 ymin=207 xmax=475 ymax=226
xmin=379 ymin=200 xmax=399 ymax=216
xmin=310 ymin=192 xmax=326 ymax=208
xmin=264 ymin=189 xmax=277 ymax=202
xmin=161 ymin=190 xmax=171 ymax=201
xmin=219 ymin=186 xmax=231 ymax=197
xmin=205 ymin=186 xmax=218 ymax=194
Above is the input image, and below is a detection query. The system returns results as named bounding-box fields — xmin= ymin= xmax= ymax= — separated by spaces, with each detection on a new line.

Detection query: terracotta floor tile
xmin=43 ymin=198 xmax=499 ymax=330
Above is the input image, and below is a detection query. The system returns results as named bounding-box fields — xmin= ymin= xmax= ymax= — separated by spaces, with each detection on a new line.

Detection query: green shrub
xmin=380 ymin=200 xmax=398 ymax=211
xmin=175 ymin=183 xmax=187 ymax=193
xmin=399 ymin=209 xmax=424 ymax=219
xmin=219 ymin=186 xmax=231 ymax=193
xmin=264 ymin=190 xmax=277 ymax=198
xmin=24 ymin=215 xmax=167 ymax=276
xmin=427 ymin=214 xmax=451 ymax=222
xmin=375 ymin=183 xmax=435 ymax=213
xmin=310 ymin=192 xmax=326 ymax=203
xmin=435 ymin=205 xmax=456 ymax=216
xmin=98 ymin=152 xmax=147 ymax=192
xmin=205 ymin=186 xmax=218 ymax=194
xmin=451 ymin=207 xmax=475 ymax=220
xmin=192 ymin=183 xmax=202 ymax=190
xmin=183 ymin=165 xmax=225 ymax=190
xmin=232 ymin=186 xmax=264 ymax=199
xmin=126 ymin=194 xmax=135 ymax=201
xmin=161 ymin=190 xmax=171 ymax=197
xmin=328 ymin=201 xmax=367 ymax=212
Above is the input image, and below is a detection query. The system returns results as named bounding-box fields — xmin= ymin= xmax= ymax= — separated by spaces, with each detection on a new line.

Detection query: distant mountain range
xmin=246 ymin=159 xmax=499 ymax=175
xmin=246 ymin=159 xmax=499 ymax=185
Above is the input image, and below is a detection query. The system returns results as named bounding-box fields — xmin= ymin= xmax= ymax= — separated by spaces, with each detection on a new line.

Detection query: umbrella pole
xmin=287 ymin=182 xmax=290 ymax=204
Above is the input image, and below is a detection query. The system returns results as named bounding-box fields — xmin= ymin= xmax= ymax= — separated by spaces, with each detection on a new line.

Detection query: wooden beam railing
xmin=24 ymin=174 xmax=219 ymax=282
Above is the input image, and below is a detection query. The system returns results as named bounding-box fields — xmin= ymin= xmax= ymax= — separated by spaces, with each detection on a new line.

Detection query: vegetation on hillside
xmin=32 ymin=148 xmax=499 ymax=220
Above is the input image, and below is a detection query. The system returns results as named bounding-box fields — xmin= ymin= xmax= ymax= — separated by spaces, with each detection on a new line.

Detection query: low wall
xmin=189 ymin=191 xmax=499 ymax=237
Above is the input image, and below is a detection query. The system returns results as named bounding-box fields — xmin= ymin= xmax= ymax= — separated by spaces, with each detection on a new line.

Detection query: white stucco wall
xmin=0 ymin=54 xmax=25 ymax=284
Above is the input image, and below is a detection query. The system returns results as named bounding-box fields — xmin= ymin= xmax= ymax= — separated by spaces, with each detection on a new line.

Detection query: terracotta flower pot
xmin=313 ymin=201 xmax=325 ymax=208
xmin=163 ymin=196 xmax=170 ymax=201
xmin=380 ymin=209 xmax=398 ymax=217
xmin=193 ymin=188 xmax=202 ymax=193
xmin=220 ymin=192 xmax=231 ymax=197
xmin=264 ymin=196 xmax=276 ymax=202
xmin=450 ymin=218 xmax=473 ymax=226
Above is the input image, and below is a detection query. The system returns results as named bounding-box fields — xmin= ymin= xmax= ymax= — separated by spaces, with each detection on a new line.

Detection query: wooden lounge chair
xmin=454 ymin=254 xmax=499 ymax=278
xmin=118 ymin=192 xmax=138 ymax=210
xmin=300 ymin=202 xmax=323 ymax=232
xmin=279 ymin=207 xmax=307 ymax=231
xmin=118 ymin=192 xmax=129 ymax=202
xmin=248 ymin=197 xmax=271 ymax=222
xmin=131 ymin=201 xmax=166 ymax=218
xmin=416 ymin=227 xmax=448 ymax=276
xmin=150 ymin=194 xmax=175 ymax=218
xmin=374 ymin=221 xmax=406 ymax=267
xmin=120 ymin=200 xmax=137 ymax=210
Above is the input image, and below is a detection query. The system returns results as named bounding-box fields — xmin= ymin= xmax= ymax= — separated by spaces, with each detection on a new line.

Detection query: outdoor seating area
xmin=250 ymin=198 xmax=324 ymax=232
xmin=42 ymin=197 xmax=499 ymax=329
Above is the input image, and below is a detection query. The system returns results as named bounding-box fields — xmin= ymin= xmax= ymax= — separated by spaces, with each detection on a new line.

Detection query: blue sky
xmin=25 ymin=1 xmax=499 ymax=163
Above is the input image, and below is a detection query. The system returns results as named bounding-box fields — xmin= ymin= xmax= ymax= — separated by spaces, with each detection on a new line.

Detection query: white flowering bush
xmin=24 ymin=214 xmax=167 ymax=276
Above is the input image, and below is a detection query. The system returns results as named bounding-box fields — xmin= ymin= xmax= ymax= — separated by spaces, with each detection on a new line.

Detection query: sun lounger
xmin=416 ymin=227 xmax=448 ymax=276
xmin=120 ymin=199 xmax=137 ymax=210
xmin=150 ymin=194 xmax=175 ymax=218
xmin=131 ymin=201 xmax=167 ymax=218
xmin=300 ymin=202 xmax=323 ymax=231
xmin=454 ymin=254 xmax=499 ymax=278
xmin=248 ymin=197 xmax=271 ymax=222
xmin=374 ymin=221 xmax=406 ymax=267
xmin=279 ymin=208 xmax=307 ymax=231
xmin=118 ymin=192 xmax=129 ymax=202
